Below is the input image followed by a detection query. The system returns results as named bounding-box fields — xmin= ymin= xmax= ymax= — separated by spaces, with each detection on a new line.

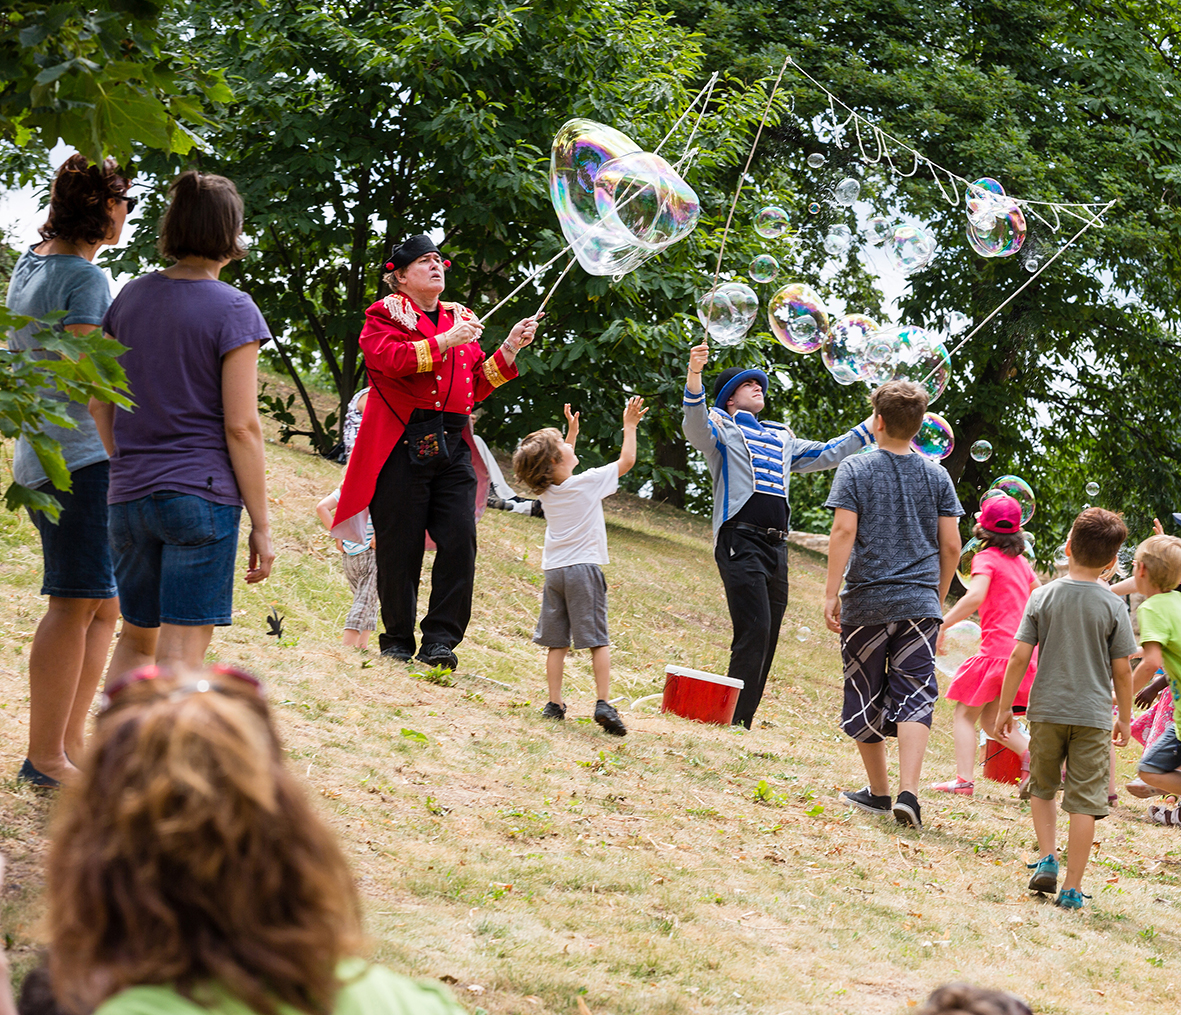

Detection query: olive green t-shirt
xmin=94 ymin=960 xmax=466 ymax=1015
xmin=1137 ymin=590 xmax=1181 ymax=722
xmin=1015 ymin=578 xmax=1138 ymax=729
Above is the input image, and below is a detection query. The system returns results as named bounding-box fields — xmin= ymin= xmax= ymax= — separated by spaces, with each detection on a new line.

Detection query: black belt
xmin=725 ymin=521 xmax=789 ymax=544
xmin=407 ymin=409 xmax=469 ymax=434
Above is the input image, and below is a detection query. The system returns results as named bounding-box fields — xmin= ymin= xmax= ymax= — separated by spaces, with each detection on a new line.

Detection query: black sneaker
xmin=380 ymin=645 xmax=414 ymax=662
xmin=541 ymin=701 xmax=567 ymax=720
xmin=594 ymin=699 xmax=627 ymax=736
xmin=530 ymin=499 xmax=545 ymax=518
xmin=487 ymin=496 xmax=511 ymax=511
xmin=416 ymin=644 xmax=458 ymax=670
xmin=839 ymin=786 xmax=892 ymax=816
xmin=893 ymin=790 xmax=923 ymax=828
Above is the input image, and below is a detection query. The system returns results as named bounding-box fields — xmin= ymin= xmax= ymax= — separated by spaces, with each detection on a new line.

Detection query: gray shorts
xmin=533 ymin=563 xmax=609 ymax=649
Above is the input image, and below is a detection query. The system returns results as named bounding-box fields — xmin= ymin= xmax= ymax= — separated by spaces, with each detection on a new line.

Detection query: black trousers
xmin=370 ymin=432 xmax=477 ymax=655
xmin=715 ymin=526 xmax=789 ymax=728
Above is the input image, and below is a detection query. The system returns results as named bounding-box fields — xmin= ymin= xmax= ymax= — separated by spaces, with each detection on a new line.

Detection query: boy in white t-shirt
xmin=512 ymin=396 xmax=647 ymax=735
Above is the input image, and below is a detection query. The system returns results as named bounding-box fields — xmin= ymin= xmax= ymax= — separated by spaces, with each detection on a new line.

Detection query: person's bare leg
xmin=155 ymin=623 xmax=215 ymax=669
xmin=1138 ymin=767 xmax=1181 ymax=795
xmin=546 ymin=647 xmax=568 ymax=705
xmin=1107 ymin=745 xmax=1117 ymax=799
xmin=952 ymin=702 xmax=983 ymax=782
xmin=855 ymin=740 xmax=890 ymax=797
xmin=1062 ymin=812 xmax=1096 ymax=892
xmin=342 ymin=628 xmax=362 ymax=648
xmin=590 ymin=645 xmax=611 ymax=701
xmin=104 ymin=622 xmax=160 ymax=689
xmin=981 ymin=699 xmax=1029 ymax=757
xmin=897 ymin=720 xmax=931 ymax=796
xmin=1030 ymin=795 xmax=1058 ymax=858
xmin=26 ymin=596 xmax=104 ymax=780
xmin=358 ymin=630 xmax=371 ymax=650
xmin=62 ymin=596 xmax=119 ymax=761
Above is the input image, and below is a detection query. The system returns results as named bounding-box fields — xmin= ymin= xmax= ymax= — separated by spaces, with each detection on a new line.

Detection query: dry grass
xmin=0 ymin=426 xmax=1178 ymax=1015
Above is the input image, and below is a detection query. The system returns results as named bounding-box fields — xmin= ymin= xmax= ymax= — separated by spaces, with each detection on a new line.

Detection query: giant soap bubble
xmin=985 ymin=475 xmax=1035 ymax=524
xmin=769 ymin=283 xmax=829 ymax=354
xmin=872 ymin=325 xmax=951 ymax=402
xmin=965 ymin=178 xmax=1026 ymax=258
xmin=911 ymin=412 xmax=955 ymax=460
xmin=865 ymin=215 xmax=892 ymax=245
xmin=550 ymin=119 xmax=700 ymax=276
xmin=861 ymin=334 xmax=897 ymax=385
xmin=956 ymin=537 xmax=981 ymax=588
xmin=697 ymin=283 xmax=758 ymax=346
xmin=888 ymin=223 xmax=937 ymax=274
xmin=823 ymin=314 xmax=879 ymax=385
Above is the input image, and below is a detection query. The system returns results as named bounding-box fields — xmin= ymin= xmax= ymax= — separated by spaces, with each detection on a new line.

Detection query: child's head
xmin=1068 ymin=507 xmax=1127 ymax=568
xmin=870 ymin=380 xmax=928 ymax=441
xmin=916 ymin=982 xmax=1031 ymax=1015
xmin=972 ymin=493 xmax=1025 ymax=557
xmin=1135 ymin=534 xmax=1181 ymax=591
xmin=512 ymin=428 xmax=566 ymax=494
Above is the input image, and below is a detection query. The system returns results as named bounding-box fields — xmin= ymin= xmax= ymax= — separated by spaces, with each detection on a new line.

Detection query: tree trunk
xmin=652 ymin=433 xmax=688 ymax=508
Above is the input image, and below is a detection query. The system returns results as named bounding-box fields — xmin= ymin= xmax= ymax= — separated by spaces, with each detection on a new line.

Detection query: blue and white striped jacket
xmin=682 ymin=387 xmax=874 ymax=538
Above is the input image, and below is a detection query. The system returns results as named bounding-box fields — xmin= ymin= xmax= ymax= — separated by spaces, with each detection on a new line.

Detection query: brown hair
xmin=1136 ymin=534 xmax=1181 ymax=591
xmin=1069 ymin=507 xmax=1128 ymax=568
xmin=972 ymin=522 xmax=1026 ymax=558
xmin=512 ymin=427 xmax=565 ymax=493
xmin=916 ymin=982 xmax=1031 ymax=1015
xmin=39 ymin=154 xmax=131 ymax=246
xmin=870 ymin=379 xmax=928 ymax=440
xmin=158 ymin=171 xmax=247 ymax=262
xmin=47 ymin=668 xmax=361 ymax=1015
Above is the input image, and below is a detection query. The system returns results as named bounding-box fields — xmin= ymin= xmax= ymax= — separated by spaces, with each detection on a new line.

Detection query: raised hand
xmin=622 ymin=395 xmax=648 ymax=428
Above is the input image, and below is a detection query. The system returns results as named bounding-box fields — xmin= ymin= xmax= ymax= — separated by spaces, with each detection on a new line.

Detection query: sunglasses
xmin=116 ymin=194 xmax=138 ymax=214
xmin=102 ymin=663 xmax=262 ymax=711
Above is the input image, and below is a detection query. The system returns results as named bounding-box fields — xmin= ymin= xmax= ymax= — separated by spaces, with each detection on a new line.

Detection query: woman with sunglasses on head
xmin=91 ymin=171 xmax=275 ymax=682
xmin=4 ymin=153 xmax=134 ymax=788
xmin=45 ymin=665 xmax=465 ymax=1015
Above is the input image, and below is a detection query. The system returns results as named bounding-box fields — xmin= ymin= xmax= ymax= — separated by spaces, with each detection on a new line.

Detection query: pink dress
xmin=946 ymin=546 xmax=1038 ymax=708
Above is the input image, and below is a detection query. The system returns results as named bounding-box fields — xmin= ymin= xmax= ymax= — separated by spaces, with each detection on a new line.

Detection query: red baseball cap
xmin=979 ymin=493 xmax=1021 ymax=533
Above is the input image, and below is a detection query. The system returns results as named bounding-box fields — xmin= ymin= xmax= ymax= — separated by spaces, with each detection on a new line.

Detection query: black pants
xmin=715 ymin=526 xmax=789 ymax=728
xmin=370 ymin=432 xmax=477 ymax=656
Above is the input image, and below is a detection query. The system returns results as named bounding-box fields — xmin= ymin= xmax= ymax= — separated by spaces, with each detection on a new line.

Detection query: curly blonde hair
xmin=47 ymin=668 xmax=362 ymax=1015
xmin=512 ymin=427 xmax=565 ymax=493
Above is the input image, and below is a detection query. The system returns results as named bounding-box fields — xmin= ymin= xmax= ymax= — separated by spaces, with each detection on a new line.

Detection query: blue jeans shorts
xmin=109 ymin=491 xmax=242 ymax=628
xmin=29 ymin=461 xmax=118 ymax=599
xmin=1140 ymin=722 xmax=1181 ymax=775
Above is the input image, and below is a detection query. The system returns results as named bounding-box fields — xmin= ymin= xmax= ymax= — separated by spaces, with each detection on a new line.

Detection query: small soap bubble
xmin=935 ymin=618 xmax=982 ymax=675
xmin=864 ymin=215 xmax=891 ymax=245
xmin=807 ymin=153 xmax=826 ymax=168
xmin=970 ymin=439 xmax=993 ymax=462
xmin=986 ymin=475 xmax=1036 ymax=524
xmin=1053 ymin=542 xmax=1068 ymax=568
xmin=965 ymin=177 xmax=1026 ymax=258
xmin=1024 ymin=256 xmax=1041 ymax=273
xmin=768 ymin=282 xmax=829 ymax=354
xmin=754 ymin=206 xmax=790 ymax=239
xmin=808 ymin=202 xmax=821 ymax=215
xmin=834 ymin=178 xmax=861 ymax=206
xmin=749 ymin=254 xmax=779 ymax=283
xmin=911 ymin=412 xmax=955 ymax=461
xmin=888 ymin=223 xmax=937 ymax=274
xmin=822 ymin=224 xmax=852 ymax=256
xmin=697 ymin=282 xmax=758 ymax=346
xmin=1085 ymin=481 xmax=1100 ymax=497
xmin=796 ymin=627 xmax=811 ymax=643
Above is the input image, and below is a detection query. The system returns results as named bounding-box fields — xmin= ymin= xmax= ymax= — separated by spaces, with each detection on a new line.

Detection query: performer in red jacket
xmin=333 ymin=234 xmax=540 ymax=669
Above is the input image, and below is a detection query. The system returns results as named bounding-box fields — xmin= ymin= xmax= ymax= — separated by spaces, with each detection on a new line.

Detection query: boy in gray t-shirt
xmin=997 ymin=508 xmax=1136 ymax=911
xmin=824 ymin=381 xmax=963 ymax=830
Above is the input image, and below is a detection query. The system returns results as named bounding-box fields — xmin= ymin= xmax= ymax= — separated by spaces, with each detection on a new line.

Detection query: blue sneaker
xmin=1055 ymin=888 xmax=1091 ymax=910
xmin=1026 ymin=854 xmax=1059 ymax=894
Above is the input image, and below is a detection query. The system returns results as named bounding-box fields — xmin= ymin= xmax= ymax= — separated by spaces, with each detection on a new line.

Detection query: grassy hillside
xmin=0 ymin=431 xmax=1176 ymax=1015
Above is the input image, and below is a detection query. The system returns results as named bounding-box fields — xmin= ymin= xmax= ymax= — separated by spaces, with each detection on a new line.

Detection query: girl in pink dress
xmin=931 ymin=494 xmax=1040 ymax=796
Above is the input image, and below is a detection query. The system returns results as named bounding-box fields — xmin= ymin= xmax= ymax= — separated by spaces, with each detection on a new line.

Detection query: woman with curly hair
xmin=45 ymin=664 xmax=465 ymax=1015
xmin=4 ymin=153 xmax=133 ymax=788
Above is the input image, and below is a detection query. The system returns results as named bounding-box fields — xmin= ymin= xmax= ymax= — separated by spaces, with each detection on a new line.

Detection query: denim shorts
xmin=28 ymin=461 xmax=118 ymax=599
xmin=109 ymin=491 xmax=242 ymax=628
xmin=1140 ymin=722 xmax=1181 ymax=775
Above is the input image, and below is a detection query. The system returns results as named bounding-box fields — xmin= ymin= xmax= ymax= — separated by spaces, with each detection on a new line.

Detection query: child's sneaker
xmin=540 ymin=701 xmax=567 ymax=720
xmin=1054 ymin=888 xmax=1090 ymax=910
xmin=893 ymin=791 xmax=922 ymax=828
xmin=839 ymin=786 xmax=892 ymax=816
xmin=929 ymin=777 xmax=974 ymax=796
xmin=594 ymin=700 xmax=627 ymax=736
xmin=1026 ymin=854 xmax=1059 ymax=894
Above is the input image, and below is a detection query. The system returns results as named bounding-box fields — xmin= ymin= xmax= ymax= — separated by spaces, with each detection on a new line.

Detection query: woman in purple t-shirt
xmin=91 ymin=171 xmax=275 ymax=679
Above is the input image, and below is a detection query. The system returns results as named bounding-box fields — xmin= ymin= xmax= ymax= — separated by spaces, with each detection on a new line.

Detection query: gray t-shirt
xmin=1015 ymin=578 xmax=1138 ymax=730
xmin=824 ymin=448 xmax=963 ymax=625
xmin=4 ymin=247 xmax=111 ymax=487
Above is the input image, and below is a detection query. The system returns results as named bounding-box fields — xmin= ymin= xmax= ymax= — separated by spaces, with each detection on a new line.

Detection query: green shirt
xmin=1137 ymin=590 xmax=1181 ymax=721
xmin=94 ymin=960 xmax=467 ymax=1015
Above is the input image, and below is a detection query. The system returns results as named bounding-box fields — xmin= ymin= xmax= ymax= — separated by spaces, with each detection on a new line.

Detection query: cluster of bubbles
xmin=965 ymin=178 xmax=1026 ymax=258
xmin=934 ymin=620 xmax=982 ymax=678
xmin=549 ymin=119 xmax=700 ymax=276
xmin=956 ymin=476 xmax=1037 ymax=588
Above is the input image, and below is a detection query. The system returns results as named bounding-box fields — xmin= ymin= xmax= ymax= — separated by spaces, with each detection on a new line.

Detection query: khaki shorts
xmin=1028 ymin=722 xmax=1111 ymax=817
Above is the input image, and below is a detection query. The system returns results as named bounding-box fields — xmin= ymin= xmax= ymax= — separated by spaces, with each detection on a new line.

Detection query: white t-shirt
xmin=538 ymin=462 xmax=620 ymax=570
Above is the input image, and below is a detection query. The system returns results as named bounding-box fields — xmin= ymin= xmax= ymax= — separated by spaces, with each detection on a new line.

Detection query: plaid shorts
xmin=342 ymin=546 xmax=378 ymax=632
xmin=839 ymin=618 xmax=940 ymax=743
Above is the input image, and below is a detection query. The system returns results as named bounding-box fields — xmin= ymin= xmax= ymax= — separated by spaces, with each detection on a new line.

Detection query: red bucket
xmin=982 ymin=738 xmax=1023 ymax=785
xmin=662 ymin=666 xmax=744 ymax=725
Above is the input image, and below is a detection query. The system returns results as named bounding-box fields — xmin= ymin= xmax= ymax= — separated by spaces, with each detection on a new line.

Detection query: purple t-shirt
xmin=101 ymin=272 xmax=271 ymax=505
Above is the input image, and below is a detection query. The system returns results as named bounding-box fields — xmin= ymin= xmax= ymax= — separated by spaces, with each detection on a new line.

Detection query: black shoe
xmin=594 ymin=699 xmax=627 ymax=736
xmin=541 ymin=701 xmax=567 ymax=720
xmin=380 ymin=645 xmax=414 ymax=662
xmin=416 ymin=644 xmax=459 ymax=670
xmin=487 ymin=496 xmax=511 ymax=511
xmin=17 ymin=758 xmax=60 ymax=789
xmin=530 ymin=499 xmax=545 ymax=518
xmin=893 ymin=790 xmax=923 ymax=828
xmin=839 ymin=786 xmax=891 ymax=815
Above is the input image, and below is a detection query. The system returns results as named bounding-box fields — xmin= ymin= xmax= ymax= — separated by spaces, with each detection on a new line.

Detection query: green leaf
xmin=400 ymin=728 xmax=429 ymax=744
xmin=3 ymin=482 xmax=61 ymax=523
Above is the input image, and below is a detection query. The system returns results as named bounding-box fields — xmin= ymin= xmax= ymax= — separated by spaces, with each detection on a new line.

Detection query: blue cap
xmin=713 ymin=367 xmax=769 ymax=410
